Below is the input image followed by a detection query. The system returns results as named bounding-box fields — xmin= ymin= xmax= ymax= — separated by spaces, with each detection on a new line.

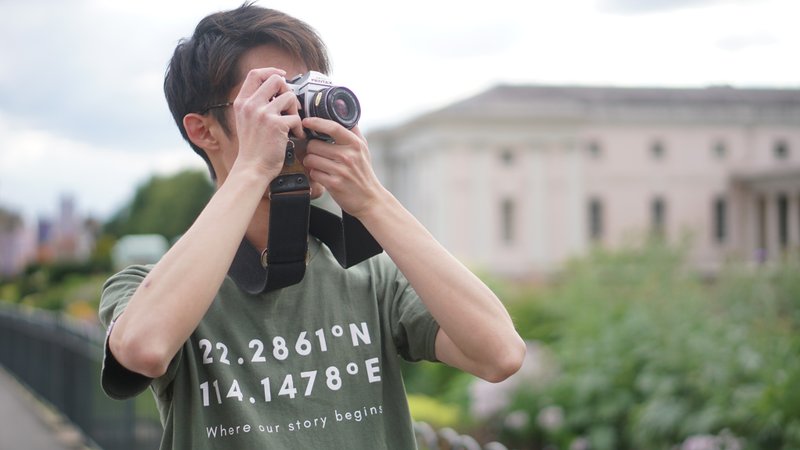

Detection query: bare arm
xmin=109 ymin=68 xmax=302 ymax=378
xmin=361 ymin=192 xmax=526 ymax=382
xmin=109 ymin=168 xmax=268 ymax=377
xmin=303 ymin=119 xmax=526 ymax=383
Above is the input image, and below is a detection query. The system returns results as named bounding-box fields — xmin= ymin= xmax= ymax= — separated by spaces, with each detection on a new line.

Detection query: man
xmin=100 ymin=4 xmax=525 ymax=449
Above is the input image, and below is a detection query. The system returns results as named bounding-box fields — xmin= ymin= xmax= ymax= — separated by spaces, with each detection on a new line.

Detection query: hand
xmin=301 ymin=119 xmax=387 ymax=217
xmin=230 ymin=68 xmax=305 ymax=179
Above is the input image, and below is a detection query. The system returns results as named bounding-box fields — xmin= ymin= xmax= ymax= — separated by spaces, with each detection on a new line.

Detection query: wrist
xmin=356 ymin=187 xmax=399 ymax=226
xmin=227 ymin=161 xmax=276 ymax=190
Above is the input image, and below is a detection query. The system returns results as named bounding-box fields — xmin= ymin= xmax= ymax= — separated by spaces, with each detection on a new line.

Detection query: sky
xmin=0 ymin=0 xmax=798 ymax=223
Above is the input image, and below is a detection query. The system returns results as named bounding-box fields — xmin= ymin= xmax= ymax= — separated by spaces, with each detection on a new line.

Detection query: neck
xmin=245 ymin=196 xmax=271 ymax=252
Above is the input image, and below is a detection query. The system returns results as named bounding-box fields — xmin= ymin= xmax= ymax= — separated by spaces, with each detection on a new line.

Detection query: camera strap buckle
xmin=269 ymin=139 xmax=310 ymax=198
xmin=227 ymin=139 xmax=382 ymax=295
xmin=256 ymin=140 xmax=312 ymax=289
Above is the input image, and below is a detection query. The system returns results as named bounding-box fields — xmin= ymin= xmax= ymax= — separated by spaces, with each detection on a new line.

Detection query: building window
xmin=757 ymin=196 xmax=767 ymax=261
xmin=500 ymin=148 xmax=515 ymax=166
xmin=713 ymin=140 xmax=727 ymax=159
xmin=501 ymin=198 xmax=516 ymax=244
xmin=778 ymin=193 xmax=789 ymax=250
xmin=651 ymin=196 xmax=667 ymax=236
xmin=588 ymin=197 xmax=604 ymax=241
xmin=587 ymin=141 xmax=602 ymax=159
xmin=713 ymin=196 xmax=727 ymax=244
xmin=774 ymin=140 xmax=790 ymax=160
xmin=651 ymin=140 xmax=665 ymax=160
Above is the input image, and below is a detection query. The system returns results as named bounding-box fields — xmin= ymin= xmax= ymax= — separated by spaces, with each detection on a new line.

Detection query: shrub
xmin=470 ymin=242 xmax=800 ymax=449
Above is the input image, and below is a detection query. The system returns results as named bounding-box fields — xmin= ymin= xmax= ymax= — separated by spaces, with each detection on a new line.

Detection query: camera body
xmin=287 ymin=71 xmax=361 ymax=141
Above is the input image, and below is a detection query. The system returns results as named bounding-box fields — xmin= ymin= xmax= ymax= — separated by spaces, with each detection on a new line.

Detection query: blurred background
xmin=1 ymin=0 xmax=799 ymax=449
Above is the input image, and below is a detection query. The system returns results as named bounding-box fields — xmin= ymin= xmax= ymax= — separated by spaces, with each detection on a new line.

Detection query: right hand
xmin=230 ymin=68 xmax=305 ymax=180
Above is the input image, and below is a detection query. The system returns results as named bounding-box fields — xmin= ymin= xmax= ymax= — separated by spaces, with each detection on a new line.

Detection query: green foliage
xmin=3 ymin=169 xmax=212 ymax=317
xmin=0 ymin=260 xmax=108 ymax=315
xmin=399 ymin=241 xmax=800 ymax=450
xmin=408 ymin=394 xmax=462 ymax=428
xmin=493 ymin=246 xmax=800 ymax=450
xmin=401 ymin=360 xmax=474 ymax=413
xmin=105 ymin=169 xmax=213 ymax=240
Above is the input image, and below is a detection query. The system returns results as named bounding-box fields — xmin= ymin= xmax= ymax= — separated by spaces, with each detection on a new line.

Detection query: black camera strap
xmin=227 ymin=141 xmax=382 ymax=295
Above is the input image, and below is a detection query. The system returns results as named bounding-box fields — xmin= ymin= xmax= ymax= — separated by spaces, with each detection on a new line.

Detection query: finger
xmin=267 ymin=91 xmax=305 ymax=139
xmin=303 ymin=152 xmax=344 ymax=176
xmin=351 ymin=125 xmax=366 ymax=141
xmin=302 ymin=117 xmax=358 ymax=145
xmin=238 ymin=68 xmax=286 ymax=99
xmin=235 ymin=73 xmax=289 ymax=116
xmin=286 ymin=115 xmax=305 ymax=141
xmin=349 ymin=126 xmax=371 ymax=162
xmin=305 ymin=138 xmax=339 ymax=160
xmin=307 ymin=168 xmax=341 ymax=190
xmin=266 ymin=91 xmax=301 ymax=115
xmin=280 ymin=114 xmax=304 ymax=139
xmin=255 ymin=73 xmax=291 ymax=101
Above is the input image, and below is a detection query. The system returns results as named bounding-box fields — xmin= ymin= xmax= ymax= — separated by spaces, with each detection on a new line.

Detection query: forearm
xmin=358 ymin=189 xmax=525 ymax=378
xmin=299 ymin=119 xmax=524 ymax=379
xmin=110 ymin=166 xmax=268 ymax=377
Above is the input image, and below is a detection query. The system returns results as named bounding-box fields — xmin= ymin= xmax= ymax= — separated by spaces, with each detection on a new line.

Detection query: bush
xmin=408 ymin=394 xmax=462 ymax=429
xmin=429 ymin=242 xmax=800 ymax=450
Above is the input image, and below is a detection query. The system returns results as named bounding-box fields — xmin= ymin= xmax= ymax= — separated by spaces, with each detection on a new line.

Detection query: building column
xmin=727 ymin=182 xmax=745 ymax=258
xmin=566 ymin=139 xmax=585 ymax=257
xmin=764 ymin=191 xmax=779 ymax=261
xmin=788 ymin=192 xmax=800 ymax=254
xmin=473 ymin=147 xmax=492 ymax=262
xmin=789 ymin=191 xmax=800 ymax=249
xmin=739 ymin=188 xmax=760 ymax=263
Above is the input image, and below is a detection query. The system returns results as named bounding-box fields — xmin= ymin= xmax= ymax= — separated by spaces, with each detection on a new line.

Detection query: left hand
xmin=301 ymin=118 xmax=387 ymax=218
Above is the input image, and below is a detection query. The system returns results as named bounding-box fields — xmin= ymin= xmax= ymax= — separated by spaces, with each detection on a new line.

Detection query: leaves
xmin=104 ymin=169 xmax=214 ymax=240
xmin=473 ymin=242 xmax=800 ymax=449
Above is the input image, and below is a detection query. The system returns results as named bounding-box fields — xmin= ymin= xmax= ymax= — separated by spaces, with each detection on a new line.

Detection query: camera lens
xmin=310 ymin=87 xmax=361 ymax=129
xmin=333 ymin=97 xmax=352 ymax=120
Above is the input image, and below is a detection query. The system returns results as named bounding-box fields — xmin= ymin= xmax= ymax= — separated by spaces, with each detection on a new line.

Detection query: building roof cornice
xmin=370 ymin=84 xmax=800 ymax=137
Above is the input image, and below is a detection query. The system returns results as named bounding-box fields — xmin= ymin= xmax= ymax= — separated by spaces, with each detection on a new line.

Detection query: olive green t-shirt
xmin=99 ymin=238 xmax=440 ymax=450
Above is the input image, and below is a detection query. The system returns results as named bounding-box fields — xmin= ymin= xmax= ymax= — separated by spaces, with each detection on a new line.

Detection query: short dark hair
xmin=164 ymin=2 xmax=330 ymax=179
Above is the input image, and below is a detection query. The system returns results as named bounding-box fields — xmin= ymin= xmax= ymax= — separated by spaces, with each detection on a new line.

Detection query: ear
xmin=184 ymin=113 xmax=221 ymax=152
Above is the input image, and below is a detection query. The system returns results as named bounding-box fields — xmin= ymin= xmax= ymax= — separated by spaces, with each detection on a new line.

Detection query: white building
xmin=111 ymin=234 xmax=169 ymax=271
xmin=367 ymin=85 xmax=800 ymax=278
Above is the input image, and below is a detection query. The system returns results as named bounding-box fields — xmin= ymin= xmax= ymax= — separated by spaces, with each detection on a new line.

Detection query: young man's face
xmin=216 ymin=43 xmax=326 ymax=199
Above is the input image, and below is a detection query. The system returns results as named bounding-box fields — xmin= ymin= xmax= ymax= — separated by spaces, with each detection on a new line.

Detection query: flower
xmin=469 ymin=341 xmax=558 ymax=420
xmin=680 ymin=430 xmax=743 ymax=450
xmin=536 ymin=405 xmax=564 ymax=432
xmin=570 ymin=437 xmax=590 ymax=450
xmin=504 ymin=410 xmax=530 ymax=430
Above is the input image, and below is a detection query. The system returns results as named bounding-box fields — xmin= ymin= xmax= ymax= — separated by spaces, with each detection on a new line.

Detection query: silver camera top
xmin=286 ymin=71 xmax=361 ymax=140
xmin=287 ymin=71 xmax=334 ymax=94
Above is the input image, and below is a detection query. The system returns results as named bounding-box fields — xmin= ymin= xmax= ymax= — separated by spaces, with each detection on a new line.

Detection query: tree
xmin=105 ymin=170 xmax=214 ymax=240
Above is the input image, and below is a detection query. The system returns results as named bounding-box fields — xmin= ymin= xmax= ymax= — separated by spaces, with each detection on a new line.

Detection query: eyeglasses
xmin=199 ymin=101 xmax=233 ymax=115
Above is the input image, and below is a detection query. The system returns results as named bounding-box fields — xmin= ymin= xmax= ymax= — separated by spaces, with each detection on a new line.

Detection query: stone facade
xmin=367 ymin=85 xmax=800 ymax=278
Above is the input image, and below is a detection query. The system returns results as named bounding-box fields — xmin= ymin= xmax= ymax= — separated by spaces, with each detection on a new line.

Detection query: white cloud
xmin=0 ymin=112 xmax=204 ymax=222
xmin=0 ymin=0 xmax=798 ymax=222
xmin=596 ymin=0 xmax=747 ymax=14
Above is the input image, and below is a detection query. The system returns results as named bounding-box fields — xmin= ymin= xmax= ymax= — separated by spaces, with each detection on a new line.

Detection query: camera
xmin=287 ymin=71 xmax=361 ymax=141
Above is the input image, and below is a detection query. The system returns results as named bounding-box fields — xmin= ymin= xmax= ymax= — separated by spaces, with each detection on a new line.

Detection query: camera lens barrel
xmin=309 ymin=87 xmax=361 ymax=129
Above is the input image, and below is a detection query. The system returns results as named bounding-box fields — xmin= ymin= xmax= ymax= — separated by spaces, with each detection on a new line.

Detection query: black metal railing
xmin=0 ymin=304 xmax=161 ymax=450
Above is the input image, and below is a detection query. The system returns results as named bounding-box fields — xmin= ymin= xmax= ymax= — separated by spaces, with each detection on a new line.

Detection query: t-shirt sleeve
xmin=374 ymin=254 xmax=440 ymax=362
xmin=98 ymin=265 xmax=181 ymax=400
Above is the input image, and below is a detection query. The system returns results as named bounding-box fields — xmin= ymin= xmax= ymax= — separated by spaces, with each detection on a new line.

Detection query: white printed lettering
xmin=349 ymin=322 xmax=371 ymax=346
xmin=365 ymin=357 xmax=381 ymax=383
